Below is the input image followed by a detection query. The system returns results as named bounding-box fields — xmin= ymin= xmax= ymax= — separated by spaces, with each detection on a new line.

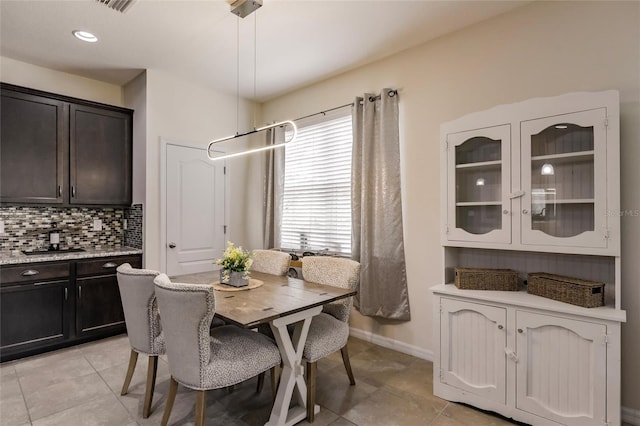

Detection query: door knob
xmin=168 ymin=242 xmax=176 ymax=249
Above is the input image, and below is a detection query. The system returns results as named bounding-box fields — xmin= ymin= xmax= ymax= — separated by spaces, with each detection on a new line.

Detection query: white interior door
xmin=166 ymin=144 xmax=225 ymax=276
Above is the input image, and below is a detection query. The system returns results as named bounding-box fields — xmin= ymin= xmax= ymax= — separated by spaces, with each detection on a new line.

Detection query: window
xmin=280 ymin=108 xmax=353 ymax=255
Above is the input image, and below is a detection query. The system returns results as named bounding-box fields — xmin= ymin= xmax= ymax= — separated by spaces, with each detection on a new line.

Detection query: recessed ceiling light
xmin=72 ymin=30 xmax=98 ymax=43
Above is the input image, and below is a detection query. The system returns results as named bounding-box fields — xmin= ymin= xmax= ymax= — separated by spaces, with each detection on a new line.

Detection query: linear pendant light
xmin=207 ymin=120 xmax=297 ymax=161
xmin=208 ymin=1 xmax=296 ymax=162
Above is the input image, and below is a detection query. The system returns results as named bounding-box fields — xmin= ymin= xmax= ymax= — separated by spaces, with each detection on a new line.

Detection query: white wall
xmin=141 ymin=69 xmax=264 ymax=270
xmin=1 ymin=56 xmax=123 ymax=106
xmin=124 ymin=72 xmax=147 ymax=206
xmin=262 ymin=1 xmax=640 ymax=412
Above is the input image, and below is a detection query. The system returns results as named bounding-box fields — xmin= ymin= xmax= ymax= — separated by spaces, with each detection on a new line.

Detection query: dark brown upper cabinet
xmin=1 ymin=83 xmax=133 ymax=206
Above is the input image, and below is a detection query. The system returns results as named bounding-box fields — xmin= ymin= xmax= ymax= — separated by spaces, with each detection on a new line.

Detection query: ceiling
xmin=0 ymin=0 xmax=528 ymax=102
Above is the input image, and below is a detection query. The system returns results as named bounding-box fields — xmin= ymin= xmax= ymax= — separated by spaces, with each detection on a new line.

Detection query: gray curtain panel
xmin=263 ymin=128 xmax=284 ymax=249
xmin=352 ymin=89 xmax=411 ymax=321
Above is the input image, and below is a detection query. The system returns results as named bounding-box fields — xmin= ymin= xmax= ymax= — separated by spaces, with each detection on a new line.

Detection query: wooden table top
xmin=172 ymin=271 xmax=356 ymax=328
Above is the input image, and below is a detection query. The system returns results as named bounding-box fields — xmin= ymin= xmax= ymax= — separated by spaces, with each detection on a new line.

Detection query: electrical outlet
xmin=93 ymin=219 xmax=103 ymax=231
xmin=0 ymin=220 xmax=4 ymax=234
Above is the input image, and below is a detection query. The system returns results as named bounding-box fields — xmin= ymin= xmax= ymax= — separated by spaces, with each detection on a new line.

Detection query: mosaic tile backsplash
xmin=124 ymin=204 xmax=143 ymax=249
xmin=0 ymin=205 xmax=143 ymax=252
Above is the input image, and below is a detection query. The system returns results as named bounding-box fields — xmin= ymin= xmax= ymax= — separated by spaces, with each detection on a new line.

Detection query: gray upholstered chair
xmin=153 ymin=274 xmax=281 ymax=426
xmin=116 ymin=263 xmax=164 ymax=418
xmin=250 ymin=249 xmax=291 ymax=276
xmin=301 ymin=256 xmax=360 ymax=422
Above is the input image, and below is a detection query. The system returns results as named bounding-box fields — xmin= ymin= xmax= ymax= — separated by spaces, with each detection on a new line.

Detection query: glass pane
xmin=530 ymin=123 xmax=595 ymax=238
xmin=456 ymin=166 xmax=501 ymax=203
xmin=456 ymin=205 xmax=502 ymax=235
xmin=530 ymin=123 xmax=594 ymax=156
xmin=455 ymin=136 xmax=502 ymax=234
xmin=455 ymin=136 xmax=501 ymax=164
xmin=531 ymin=203 xmax=594 ymax=238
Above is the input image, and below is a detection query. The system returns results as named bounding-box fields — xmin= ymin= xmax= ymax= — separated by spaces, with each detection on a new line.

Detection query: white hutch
xmin=431 ymin=91 xmax=626 ymax=425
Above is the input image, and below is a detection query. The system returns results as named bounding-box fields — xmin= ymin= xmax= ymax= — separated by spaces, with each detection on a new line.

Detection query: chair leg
xmin=270 ymin=364 xmax=280 ymax=401
xmin=195 ymin=390 xmax=206 ymax=426
xmin=306 ymin=361 xmax=317 ymax=423
xmin=256 ymin=371 xmax=266 ymax=393
xmin=341 ymin=345 xmax=356 ymax=385
xmin=143 ymin=355 xmax=159 ymax=418
xmin=121 ymin=349 xmax=139 ymax=395
xmin=161 ymin=377 xmax=178 ymax=426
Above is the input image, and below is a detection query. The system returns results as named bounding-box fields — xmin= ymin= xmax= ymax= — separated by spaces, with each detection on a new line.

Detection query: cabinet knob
xmin=503 ymin=210 xmax=509 ymax=215
xmin=522 ymin=209 xmax=529 ymax=215
xmin=21 ymin=269 xmax=39 ymax=276
xmin=498 ymin=325 xmax=504 ymax=330
xmin=518 ymin=328 xmax=523 ymax=333
xmin=168 ymin=242 xmax=176 ymax=249
xmin=102 ymin=262 xmax=118 ymax=268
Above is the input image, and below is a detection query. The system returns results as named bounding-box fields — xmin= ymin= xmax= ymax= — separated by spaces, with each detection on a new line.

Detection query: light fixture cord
xmin=253 ymin=11 xmax=257 ymax=129
xmin=236 ymin=15 xmax=240 ymax=136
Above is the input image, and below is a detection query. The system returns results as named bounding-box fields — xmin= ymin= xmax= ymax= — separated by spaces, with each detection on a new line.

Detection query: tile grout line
xmin=428 ymin=401 xmax=450 ymax=425
xmin=84 ymin=342 xmax=139 ymax=425
xmin=14 ymin=365 xmax=34 ymax=426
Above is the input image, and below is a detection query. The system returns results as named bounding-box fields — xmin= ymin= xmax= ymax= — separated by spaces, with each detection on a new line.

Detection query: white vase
xmin=220 ymin=269 xmax=249 ymax=287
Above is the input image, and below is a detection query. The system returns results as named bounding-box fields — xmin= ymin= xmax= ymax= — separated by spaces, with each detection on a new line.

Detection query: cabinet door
xmin=521 ymin=109 xmax=608 ymax=249
xmin=446 ymin=125 xmax=511 ymax=244
xmin=0 ymin=89 xmax=66 ymax=204
xmin=516 ymin=311 xmax=606 ymax=425
xmin=0 ymin=280 xmax=70 ymax=359
xmin=70 ymin=104 xmax=132 ymax=205
xmin=76 ymin=275 xmax=126 ymax=337
xmin=440 ymin=298 xmax=507 ymax=403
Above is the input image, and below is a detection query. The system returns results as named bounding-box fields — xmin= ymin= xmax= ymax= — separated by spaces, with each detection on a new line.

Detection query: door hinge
xmin=604 ymin=118 xmax=609 ymax=129
xmin=445 ymin=224 xmax=450 ymax=235
xmin=602 ymin=334 xmax=608 ymax=345
xmin=444 ymin=139 xmax=449 ymax=151
xmin=439 ymin=370 xmax=444 ymax=382
xmin=602 ymin=418 xmax=610 ymax=426
xmin=603 ymin=228 xmax=610 ymax=240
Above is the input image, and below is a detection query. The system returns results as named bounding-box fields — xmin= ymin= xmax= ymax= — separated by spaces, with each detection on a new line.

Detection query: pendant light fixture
xmin=208 ymin=0 xmax=297 ymax=161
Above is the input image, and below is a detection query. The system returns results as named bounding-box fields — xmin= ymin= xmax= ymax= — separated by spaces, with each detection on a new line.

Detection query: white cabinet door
xmin=521 ymin=108 xmax=608 ymax=249
xmin=440 ymin=298 xmax=507 ymax=403
xmin=446 ymin=125 xmax=512 ymax=244
xmin=516 ymin=311 xmax=607 ymax=426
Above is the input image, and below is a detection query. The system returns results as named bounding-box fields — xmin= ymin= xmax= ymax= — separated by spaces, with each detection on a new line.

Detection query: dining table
xmin=172 ymin=269 xmax=357 ymax=426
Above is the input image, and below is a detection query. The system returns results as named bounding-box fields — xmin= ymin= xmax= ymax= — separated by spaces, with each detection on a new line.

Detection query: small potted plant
xmin=215 ymin=241 xmax=253 ymax=287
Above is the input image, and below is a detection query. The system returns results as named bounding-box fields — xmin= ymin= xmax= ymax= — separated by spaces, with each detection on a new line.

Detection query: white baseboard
xmin=349 ymin=327 xmax=433 ymax=361
xmin=623 ymin=406 xmax=640 ymax=425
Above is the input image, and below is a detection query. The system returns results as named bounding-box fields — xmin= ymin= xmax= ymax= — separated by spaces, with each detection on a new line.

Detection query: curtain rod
xmin=292 ymin=89 xmax=399 ymax=122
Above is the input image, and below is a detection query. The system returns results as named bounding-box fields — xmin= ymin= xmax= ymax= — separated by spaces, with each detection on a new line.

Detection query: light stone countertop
xmin=0 ymin=246 xmax=143 ymax=266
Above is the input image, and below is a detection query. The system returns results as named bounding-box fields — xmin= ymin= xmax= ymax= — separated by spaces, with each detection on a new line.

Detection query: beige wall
xmin=141 ymin=69 xmax=263 ymax=270
xmin=262 ymin=1 xmax=640 ymax=411
xmin=1 ymin=56 xmax=123 ymax=106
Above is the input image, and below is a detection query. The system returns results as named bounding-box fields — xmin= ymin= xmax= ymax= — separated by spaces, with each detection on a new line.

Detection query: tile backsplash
xmin=0 ymin=205 xmax=143 ymax=252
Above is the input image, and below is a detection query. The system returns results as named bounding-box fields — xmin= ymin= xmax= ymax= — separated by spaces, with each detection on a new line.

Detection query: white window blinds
xmin=281 ymin=108 xmax=353 ymax=255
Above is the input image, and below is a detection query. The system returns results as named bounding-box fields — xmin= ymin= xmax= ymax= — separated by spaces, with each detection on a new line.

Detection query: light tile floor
xmin=0 ymin=335 xmax=628 ymax=426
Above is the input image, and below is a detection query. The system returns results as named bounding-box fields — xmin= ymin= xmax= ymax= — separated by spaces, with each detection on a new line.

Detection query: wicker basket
xmin=454 ymin=267 xmax=518 ymax=291
xmin=527 ymin=272 xmax=604 ymax=308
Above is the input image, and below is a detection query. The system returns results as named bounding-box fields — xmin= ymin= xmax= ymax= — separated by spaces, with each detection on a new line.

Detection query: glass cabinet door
xmin=446 ymin=125 xmax=511 ymax=243
xmin=521 ymin=109 xmax=607 ymax=248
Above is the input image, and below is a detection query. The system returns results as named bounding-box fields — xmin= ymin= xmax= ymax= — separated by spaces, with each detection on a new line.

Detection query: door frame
xmin=159 ymin=137 xmax=230 ymax=274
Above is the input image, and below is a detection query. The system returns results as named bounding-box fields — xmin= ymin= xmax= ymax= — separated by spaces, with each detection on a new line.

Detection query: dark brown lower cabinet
xmin=0 ymin=254 xmax=142 ymax=362
xmin=76 ymin=275 xmax=126 ymax=337
xmin=0 ymin=279 xmax=71 ymax=357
